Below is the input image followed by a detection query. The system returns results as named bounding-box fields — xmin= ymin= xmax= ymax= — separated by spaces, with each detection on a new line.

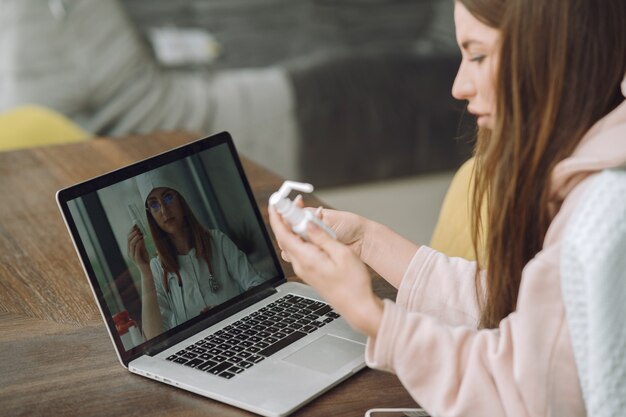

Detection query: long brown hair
xmin=146 ymin=190 xmax=213 ymax=293
xmin=460 ymin=0 xmax=626 ymax=328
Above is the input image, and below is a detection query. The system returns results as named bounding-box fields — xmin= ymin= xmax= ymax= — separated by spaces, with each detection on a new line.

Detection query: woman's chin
xmin=476 ymin=115 xmax=493 ymax=128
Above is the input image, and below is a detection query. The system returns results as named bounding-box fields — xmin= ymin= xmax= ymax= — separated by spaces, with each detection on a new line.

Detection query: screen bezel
xmin=56 ymin=132 xmax=285 ymax=366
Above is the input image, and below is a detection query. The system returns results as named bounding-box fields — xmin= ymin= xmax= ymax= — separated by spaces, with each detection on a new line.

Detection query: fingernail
xmin=315 ymin=206 xmax=323 ymax=216
xmin=294 ymin=194 xmax=303 ymax=203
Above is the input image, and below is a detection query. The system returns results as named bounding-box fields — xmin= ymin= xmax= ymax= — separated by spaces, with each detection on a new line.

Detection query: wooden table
xmin=0 ymin=132 xmax=416 ymax=416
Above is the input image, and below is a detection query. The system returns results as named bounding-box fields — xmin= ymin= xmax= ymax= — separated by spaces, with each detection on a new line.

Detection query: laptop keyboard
xmin=165 ymin=294 xmax=340 ymax=380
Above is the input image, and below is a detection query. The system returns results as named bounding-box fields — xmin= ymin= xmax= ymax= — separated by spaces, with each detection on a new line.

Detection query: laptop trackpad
xmin=282 ymin=334 xmax=364 ymax=374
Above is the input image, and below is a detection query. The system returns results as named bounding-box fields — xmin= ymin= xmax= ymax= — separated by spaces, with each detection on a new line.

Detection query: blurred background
xmin=1 ymin=0 xmax=475 ymax=244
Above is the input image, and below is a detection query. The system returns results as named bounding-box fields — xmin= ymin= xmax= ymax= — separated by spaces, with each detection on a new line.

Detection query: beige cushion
xmin=430 ymin=157 xmax=480 ymax=260
xmin=0 ymin=105 xmax=89 ymax=152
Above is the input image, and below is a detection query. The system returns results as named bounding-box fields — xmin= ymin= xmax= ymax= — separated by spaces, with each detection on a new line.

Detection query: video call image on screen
xmin=68 ymin=144 xmax=278 ymax=351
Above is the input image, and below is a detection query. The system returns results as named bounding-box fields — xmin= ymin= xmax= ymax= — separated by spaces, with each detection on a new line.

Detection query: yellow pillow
xmin=430 ymin=157 xmax=480 ymax=261
xmin=0 ymin=105 xmax=89 ymax=152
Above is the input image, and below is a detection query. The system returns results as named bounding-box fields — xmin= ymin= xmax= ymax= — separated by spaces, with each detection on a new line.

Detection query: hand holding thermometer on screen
xmin=269 ymin=181 xmax=336 ymax=241
xmin=127 ymin=203 xmax=148 ymax=236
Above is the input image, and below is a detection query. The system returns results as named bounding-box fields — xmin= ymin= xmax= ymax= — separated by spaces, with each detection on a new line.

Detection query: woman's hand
xmin=315 ymin=207 xmax=368 ymax=257
xmin=281 ymin=196 xmax=370 ymax=262
xmin=127 ymin=225 xmax=150 ymax=271
xmin=269 ymin=205 xmax=383 ymax=338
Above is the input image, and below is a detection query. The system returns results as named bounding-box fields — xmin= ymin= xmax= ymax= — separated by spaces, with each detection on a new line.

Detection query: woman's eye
xmin=470 ymin=55 xmax=486 ymax=63
xmin=163 ymin=193 xmax=175 ymax=204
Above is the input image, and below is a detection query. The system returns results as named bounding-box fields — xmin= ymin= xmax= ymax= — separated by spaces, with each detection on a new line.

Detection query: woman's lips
xmin=468 ymin=107 xmax=488 ymax=118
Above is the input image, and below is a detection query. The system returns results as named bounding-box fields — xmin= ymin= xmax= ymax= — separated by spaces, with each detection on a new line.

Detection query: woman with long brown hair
xmin=269 ymin=0 xmax=626 ymax=415
xmin=128 ymin=166 xmax=265 ymax=339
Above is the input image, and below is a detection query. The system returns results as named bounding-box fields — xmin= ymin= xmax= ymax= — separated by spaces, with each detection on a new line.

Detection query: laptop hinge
xmin=145 ymin=286 xmax=277 ymax=356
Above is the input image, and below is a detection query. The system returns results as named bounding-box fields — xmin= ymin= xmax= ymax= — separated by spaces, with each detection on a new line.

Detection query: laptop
xmin=56 ymin=132 xmax=366 ymax=417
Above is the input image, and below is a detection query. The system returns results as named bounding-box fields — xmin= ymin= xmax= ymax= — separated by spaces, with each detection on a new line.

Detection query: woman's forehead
xmin=147 ymin=187 xmax=173 ymax=200
xmin=454 ymin=2 xmax=499 ymax=48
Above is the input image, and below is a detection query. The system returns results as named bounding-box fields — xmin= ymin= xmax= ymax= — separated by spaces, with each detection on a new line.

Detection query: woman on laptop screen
xmin=128 ymin=165 xmax=265 ymax=339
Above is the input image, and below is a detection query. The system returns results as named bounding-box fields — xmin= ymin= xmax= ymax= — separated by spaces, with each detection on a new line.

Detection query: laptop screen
xmin=57 ymin=133 xmax=283 ymax=363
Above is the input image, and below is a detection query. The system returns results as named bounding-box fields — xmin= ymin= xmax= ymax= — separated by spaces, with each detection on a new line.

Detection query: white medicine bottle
xmin=269 ymin=181 xmax=336 ymax=241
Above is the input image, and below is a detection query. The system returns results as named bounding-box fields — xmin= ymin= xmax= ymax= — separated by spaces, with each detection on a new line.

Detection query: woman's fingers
xmin=127 ymin=227 xmax=146 ymax=263
xmin=268 ymin=205 xmax=301 ymax=248
xmin=306 ymin=221 xmax=343 ymax=259
xmin=269 ymin=205 xmax=329 ymax=277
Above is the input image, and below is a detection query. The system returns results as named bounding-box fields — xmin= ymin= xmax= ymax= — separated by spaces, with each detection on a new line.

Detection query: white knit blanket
xmin=561 ymin=168 xmax=626 ymax=417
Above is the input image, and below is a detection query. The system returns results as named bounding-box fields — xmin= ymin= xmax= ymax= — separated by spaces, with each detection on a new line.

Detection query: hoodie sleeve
xmin=215 ymin=230 xmax=266 ymax=289
xmin=366 ymin=244 xmax=580 ymax=417
xmin=395 ymin=246 xmax=482 ymax=327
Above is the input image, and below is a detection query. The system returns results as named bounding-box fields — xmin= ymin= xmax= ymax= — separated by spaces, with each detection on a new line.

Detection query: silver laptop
xmin=56 ymin=132 xmax=366 ymax=417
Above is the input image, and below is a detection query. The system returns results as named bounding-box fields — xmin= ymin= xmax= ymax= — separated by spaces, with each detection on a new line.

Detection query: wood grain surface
xmin=0 ymin=132 xmax=416 ymax=417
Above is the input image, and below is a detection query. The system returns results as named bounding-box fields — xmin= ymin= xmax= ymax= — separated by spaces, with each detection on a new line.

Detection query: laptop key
xmin=249 ymin=355 xmax=264 ymax=363
xmin=239 ymin=361 xmax=254 ymax=369
xmin=301 ymin=325 xmax=316 ymax=333
xmin=184 ymin=358 xmax=205 ymax=368
xmin=219 ymin=371 xmax=236 ymax=380
xmin=173 ymin=357 xmax=188 ymax=364
xmin=258 ymin=331 xmax=307 ymax=357
xmin=229 ymin=366 xmax=245 ymax=374
xmin=313 ymin=305 xmax=332 ymax=316
xmin=207 ymin=362 xmax=234 ymax=375
xmin=167 ymin=355 xmax=178 ymax=361
xmin=197 ymin=360 xmax=218 ymax=371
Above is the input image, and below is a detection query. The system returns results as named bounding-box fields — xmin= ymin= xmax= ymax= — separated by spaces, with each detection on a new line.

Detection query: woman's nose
xmin=158 ymin=202 xmax=170 ymax=215
xmin=452 ymin=63 xmax=476 ymax=101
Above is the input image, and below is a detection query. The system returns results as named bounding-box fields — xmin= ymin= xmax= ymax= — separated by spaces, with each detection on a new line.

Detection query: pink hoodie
xmin=366 ymin=90 xmax=626 ymax=417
